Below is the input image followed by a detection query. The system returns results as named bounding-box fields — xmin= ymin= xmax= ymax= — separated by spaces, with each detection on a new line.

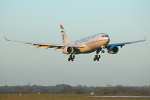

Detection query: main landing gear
xmin=93 ymin=49 xmax=105 ymax=61
xmin=68 ymin=54 xmax=75 ymax=61
xmin=94 ymin=55 xmax=101 ymax=61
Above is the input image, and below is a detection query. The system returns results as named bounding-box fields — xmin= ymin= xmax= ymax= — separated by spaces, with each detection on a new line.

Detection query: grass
xmin=0 ymin=94 xmax=150 ymax=100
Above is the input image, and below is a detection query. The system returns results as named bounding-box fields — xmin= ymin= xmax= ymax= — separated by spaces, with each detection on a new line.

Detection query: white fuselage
xmin=66 ymin=33 xmax=110 ymax=54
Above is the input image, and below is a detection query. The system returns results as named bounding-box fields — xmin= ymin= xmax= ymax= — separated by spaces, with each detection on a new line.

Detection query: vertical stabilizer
xmin=60 ymin=24 xmax=70 ymax=44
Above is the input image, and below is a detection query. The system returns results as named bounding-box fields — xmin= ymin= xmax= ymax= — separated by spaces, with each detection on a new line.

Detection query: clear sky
xmin=0 ymin=0 xmax=150 ymax=86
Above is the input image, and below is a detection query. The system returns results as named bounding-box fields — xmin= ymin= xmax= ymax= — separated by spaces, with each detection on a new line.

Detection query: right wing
xmin=4 ymin=37 xmax=65 ymax=50
xmin=4 ymin=37 xmax=85 ymax=50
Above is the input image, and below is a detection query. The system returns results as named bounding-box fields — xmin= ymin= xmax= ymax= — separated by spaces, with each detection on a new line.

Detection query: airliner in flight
xmin=4 ymin=24 xmax=145 ymax=61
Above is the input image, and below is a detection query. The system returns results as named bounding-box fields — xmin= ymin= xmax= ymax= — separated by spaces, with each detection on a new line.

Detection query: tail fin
xmin=60 ymin=24 xmax=70 ymax=44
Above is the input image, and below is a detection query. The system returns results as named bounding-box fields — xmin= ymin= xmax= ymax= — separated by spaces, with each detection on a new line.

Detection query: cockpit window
xmin=102 ymin=35 xmax=108 ymax=37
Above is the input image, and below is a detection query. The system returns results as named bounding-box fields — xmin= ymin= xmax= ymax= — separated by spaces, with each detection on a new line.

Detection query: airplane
xmin=4 ymin=24 xmax=146 ymax=61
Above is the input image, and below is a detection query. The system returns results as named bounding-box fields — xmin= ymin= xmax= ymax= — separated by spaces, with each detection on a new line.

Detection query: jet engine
xmin=107 ymin=46 xmax=119 ymax=54
xmin=62 ymin=47 xmax=74 ymax=54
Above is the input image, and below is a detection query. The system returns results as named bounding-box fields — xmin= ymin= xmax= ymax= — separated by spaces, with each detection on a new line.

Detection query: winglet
xmin=4 ymin=37 xmax=9 ymax=41
xmin=144 ymin=37 xmax=146 ymax=41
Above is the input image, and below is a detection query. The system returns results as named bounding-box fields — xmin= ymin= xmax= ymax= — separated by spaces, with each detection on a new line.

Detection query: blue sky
xmin=0 ymin=0 xmax=150 ymax=86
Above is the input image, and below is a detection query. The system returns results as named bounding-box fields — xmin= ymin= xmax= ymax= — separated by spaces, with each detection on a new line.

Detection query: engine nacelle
xmin=62 ymin=47 xmax=74 ymax=54
xmin=107 ymin=46 xmax=119 ymax=54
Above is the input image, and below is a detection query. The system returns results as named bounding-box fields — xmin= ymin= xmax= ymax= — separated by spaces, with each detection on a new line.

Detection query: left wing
xmin=106 ymin=37 xmax=146 ymax=48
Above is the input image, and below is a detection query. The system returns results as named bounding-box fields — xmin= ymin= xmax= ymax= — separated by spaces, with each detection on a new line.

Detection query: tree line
xmin=0 ymin=84 xmax=150 ymax=95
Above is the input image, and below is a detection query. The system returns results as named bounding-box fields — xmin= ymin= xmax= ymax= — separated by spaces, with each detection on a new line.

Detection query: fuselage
xmin=67 ymin=33 xmax=110 ymax=54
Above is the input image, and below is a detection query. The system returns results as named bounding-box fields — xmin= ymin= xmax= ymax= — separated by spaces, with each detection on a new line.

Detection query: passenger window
xmin=102 ymin=35 xmax=108 ymax=37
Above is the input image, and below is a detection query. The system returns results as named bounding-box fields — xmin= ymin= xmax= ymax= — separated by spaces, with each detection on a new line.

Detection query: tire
xmin=70 ymin=55 xmax=72 ymax=58
xmin=73 ymin=55 xmax=75 ymax=59
xmin=97 ymin=58 xmax=99 ymax=61
xmin=102 ymin=50 xmax=105 ymax=53
xmin=68 ymin=58 xmax=70 ymax=61
xmin=71 ymin=59 xmax=74 ymax=61
xmin=95 ymin=55 xmax=97 ymax=58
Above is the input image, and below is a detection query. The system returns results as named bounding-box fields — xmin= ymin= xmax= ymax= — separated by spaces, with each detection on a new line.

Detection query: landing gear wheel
xmin=101 ymin=50 xmax=105 ymax=53
xmin=97 ymin=58 xmax=99 ymax=61
xmin=73 ymin=55 xmax=75 ymax=59
xmin=69 ymin=55 xmax=72 ymax=58
xmin=68 ymin=54 xmax=75 ymax=62
xmin=71 ymin=59 xmax=74 ymax=61
xmin=93 ymin=55 xmax=100 ymax=61
xmin=68 ymin=58 xmax=70 ymax=61
xmin=98 ymin=55 xmax=101 ymax=58
xmin=95 ymin=55 xmax=97 ymax=58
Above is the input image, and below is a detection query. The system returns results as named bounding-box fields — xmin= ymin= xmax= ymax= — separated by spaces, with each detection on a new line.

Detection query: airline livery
xmin=4 ymin=24 xmax=146 ymax=61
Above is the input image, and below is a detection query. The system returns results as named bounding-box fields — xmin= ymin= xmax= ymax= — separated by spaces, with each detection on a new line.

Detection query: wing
xmin=4 ymin=37 xmax=85 ymax=50
xmin=4 ymin=37 xmax=65 ymax=50
xmin=106 ymin=37 xmax=146 ymax=48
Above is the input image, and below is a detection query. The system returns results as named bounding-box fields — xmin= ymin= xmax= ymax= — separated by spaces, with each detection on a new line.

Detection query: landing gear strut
xmin=68 ymin=54 xmax=75 ymax=61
